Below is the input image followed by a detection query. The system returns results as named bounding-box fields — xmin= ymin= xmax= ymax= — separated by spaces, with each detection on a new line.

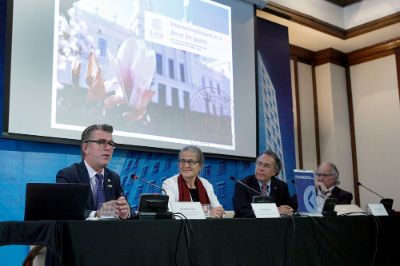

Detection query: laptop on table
xmin=24 ymin=183 xmax=90 ymax=221
xmin=334 ymin=204 xmax=365 ymax=216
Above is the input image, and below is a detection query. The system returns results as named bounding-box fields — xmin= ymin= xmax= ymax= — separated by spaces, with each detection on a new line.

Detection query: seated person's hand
xmin=315 ymin=181 xmax=328 ymax=194
xmin=116 ymin=196 xmax=130 ymax=219
xmin=210 ymin=206 xmax=224 ymax=218
xmin=278 ymin=205 xmax=293 ymax=215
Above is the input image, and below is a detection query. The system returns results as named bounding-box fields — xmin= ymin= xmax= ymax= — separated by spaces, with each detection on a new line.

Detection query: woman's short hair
xmin=179 ymin=145 xmax=204 ymax=166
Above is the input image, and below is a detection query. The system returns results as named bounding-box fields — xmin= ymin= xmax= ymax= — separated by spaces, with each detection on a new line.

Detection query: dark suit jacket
xmin=233 ymin=175 xmax=293 ymax=218
xmin=56 ymin=161 xmax=123 ymax=215
xmin=44 ymin=162 xmax=124 ymax=266
xmin=329 ymin=186 xmax=353 ymax=204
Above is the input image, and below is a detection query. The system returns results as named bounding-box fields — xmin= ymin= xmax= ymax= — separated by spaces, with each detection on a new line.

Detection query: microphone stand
xmin=358 ymin=181 xmax=394 ymax=214
xmin=131 ymin=174 xmax=167 ymax=195
xmin=357 ymin=182 xmax=384 ymax=199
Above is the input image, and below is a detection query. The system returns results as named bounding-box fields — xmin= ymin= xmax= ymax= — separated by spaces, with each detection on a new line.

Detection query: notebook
xmin=293 ymin=169 xmax=318 ymax=214
xmin=334 ymin=204 xmax=365 ymax=216
xmin=24 ymin=183 xmax=90 ymax=221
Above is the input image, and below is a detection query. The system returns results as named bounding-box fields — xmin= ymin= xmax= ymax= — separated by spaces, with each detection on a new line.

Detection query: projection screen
xmin=5 ymin=0 xmax=256 ymax=158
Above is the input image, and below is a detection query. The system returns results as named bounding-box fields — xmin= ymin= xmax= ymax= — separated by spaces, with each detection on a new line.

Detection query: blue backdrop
xmin=0 ymin=2 xmax=294 ymax=264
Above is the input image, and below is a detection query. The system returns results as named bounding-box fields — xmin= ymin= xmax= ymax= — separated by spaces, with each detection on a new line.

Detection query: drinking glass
xmin=201 ymin=204 xmax=210 ymax=218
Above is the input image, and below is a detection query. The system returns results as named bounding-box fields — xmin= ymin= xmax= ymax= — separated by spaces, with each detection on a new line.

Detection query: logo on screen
xmin=151 ymin=18 xmax=162 ymax=31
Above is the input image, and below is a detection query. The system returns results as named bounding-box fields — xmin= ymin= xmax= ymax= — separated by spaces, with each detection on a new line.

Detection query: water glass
xmin=99 ymin=201 xmax=118 ymax=219
xmin=202 ymin=204 xmax=210 ymax=218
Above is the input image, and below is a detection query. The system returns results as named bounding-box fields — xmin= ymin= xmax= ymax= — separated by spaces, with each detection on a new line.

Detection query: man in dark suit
xmin=315 ymin=162 xmax=353 ymax=212
xmin=233 ymin=150 xmax=294 ymax=218
xmin=56 ymin=124 xmax=130 ymax=219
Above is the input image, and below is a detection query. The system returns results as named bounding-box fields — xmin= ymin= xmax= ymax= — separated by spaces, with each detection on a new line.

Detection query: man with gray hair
xmin=315 ymin=162 xmax=353 ymax=212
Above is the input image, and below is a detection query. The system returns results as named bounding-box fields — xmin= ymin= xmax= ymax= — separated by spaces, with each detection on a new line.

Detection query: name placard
xmin=251 ymin=203 xmax=280 ymax=218
xmin=367 ymin=203 xmax=388 ymax=216
xmin=170 ymin=202 xmax=205 ymax=219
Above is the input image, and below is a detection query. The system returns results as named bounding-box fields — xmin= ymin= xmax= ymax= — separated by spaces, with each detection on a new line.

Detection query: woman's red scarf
xmin=178 ymin=174 xmax=210 ymax=204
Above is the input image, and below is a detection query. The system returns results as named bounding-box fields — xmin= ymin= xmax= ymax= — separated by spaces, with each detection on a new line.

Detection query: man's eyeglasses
xmin=85 ymin=139 xmax=116 ymax=149
xmin=315 ymin=173 xmax=334 ymax=177
xmin=179 ymin=159 xmax=199 ymax=167
xmin=255 ymin=161 xmax=273 ymax=169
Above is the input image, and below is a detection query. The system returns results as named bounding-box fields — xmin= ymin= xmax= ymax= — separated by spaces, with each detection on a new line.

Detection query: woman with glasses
xmin=162 ymin=145 xmax=224 ymax=218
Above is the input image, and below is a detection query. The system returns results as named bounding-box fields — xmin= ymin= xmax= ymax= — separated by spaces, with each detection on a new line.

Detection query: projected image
xmin=53 ymin=0 xmax=234 ymax=149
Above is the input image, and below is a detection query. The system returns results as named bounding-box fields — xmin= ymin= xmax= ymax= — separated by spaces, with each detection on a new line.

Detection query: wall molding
xmin=348 ymin=37 xmax=400 ymax=65
xmin=290 ymin=45 xmax=315 ymax=64
xmin=263 ymin=2 xmax=346 ymax=39
xmin=396 ymin=48 xmax=400 ymax=105
xmin=311 ymin=65 xmax=321 ymax=165
xmin=263 ymin=2 xmax=400 ymax=39
xmin=291 ymin=38 xmax=400 ymax=66
xmin=292 ymin=59 xmax=303 ymax=168
xmin=345 ymin=66 xmax=360 ymax=205
xmin=314 ymin=48 xmax=347 ymax=67
xmin=290 ymin=45 xmax=347 ymax=67
xmin=347 ymin=12 xmax=400 ymax=38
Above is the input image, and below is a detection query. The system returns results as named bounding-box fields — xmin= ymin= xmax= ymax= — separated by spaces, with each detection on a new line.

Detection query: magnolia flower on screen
xmin=71 ymin=59 xmax=81 ymax=89
xmin=85 ymin=52 xmax=106 ymax=102
xmin=108 ymin=36 xmax=156 ymax=121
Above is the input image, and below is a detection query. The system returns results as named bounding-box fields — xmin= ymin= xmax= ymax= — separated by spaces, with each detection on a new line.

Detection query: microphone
xmin=358 ymin=181 xmax=394 ymax=214
xmin=131 ymin=174 xmax=167 ymax=195
xmin=230 ymin=176 xmax=276 ymax=205
xmin=230 ymin=176 xmax=262 ymax=195
xmin=357 ymin=181 xmax=384 ymax=199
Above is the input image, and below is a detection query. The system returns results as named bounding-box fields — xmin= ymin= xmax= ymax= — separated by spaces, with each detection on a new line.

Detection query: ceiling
xmin=258 ymin=1 xmax=400 ymax=53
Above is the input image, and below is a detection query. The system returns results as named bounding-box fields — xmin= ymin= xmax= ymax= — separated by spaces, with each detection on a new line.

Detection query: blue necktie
xmin=96 ymin=174 xmax=105 ymax=210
